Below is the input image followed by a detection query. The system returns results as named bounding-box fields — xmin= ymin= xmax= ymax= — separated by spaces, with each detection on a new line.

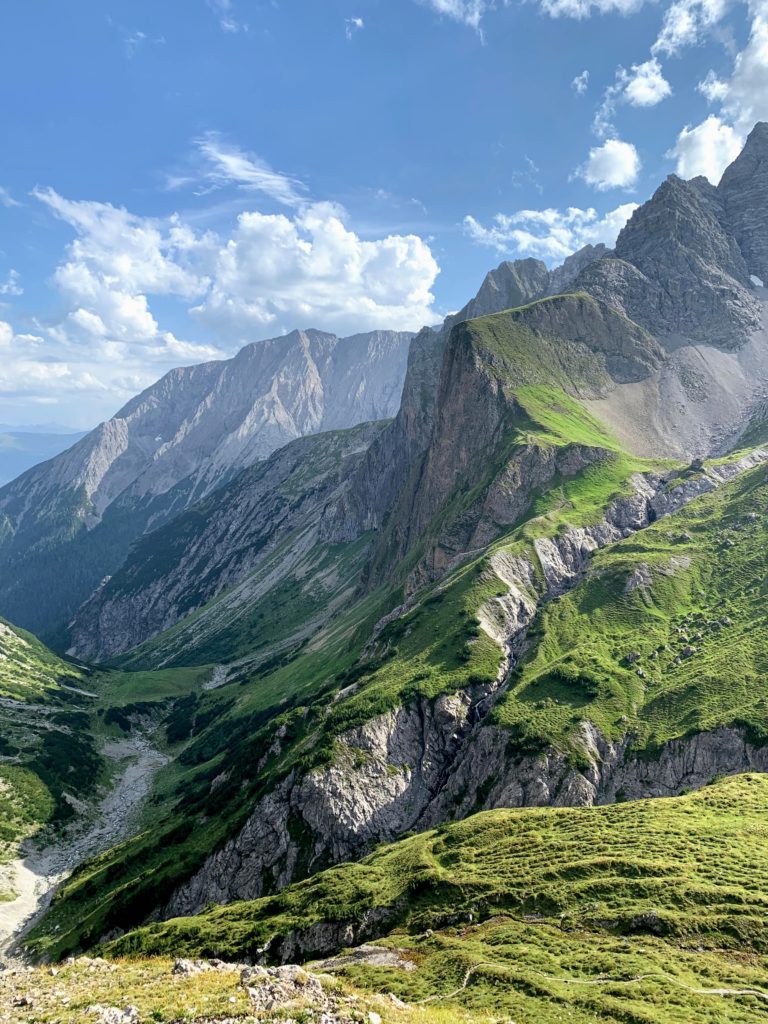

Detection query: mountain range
xmin=2 ymin=124 xmax=768 ymax=1024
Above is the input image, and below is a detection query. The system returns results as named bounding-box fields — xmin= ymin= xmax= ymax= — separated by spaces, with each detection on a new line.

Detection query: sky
xmin=0 ymin=0 xmax=766 ymax=428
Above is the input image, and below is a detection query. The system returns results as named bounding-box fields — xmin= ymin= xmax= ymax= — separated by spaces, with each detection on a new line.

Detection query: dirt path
xmin=0 ymin=731 xmax=168 ymax=957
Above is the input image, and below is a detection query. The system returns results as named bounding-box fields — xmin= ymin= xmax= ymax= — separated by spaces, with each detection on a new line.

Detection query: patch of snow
xmin=751 ymin=274 xmax=765 ymax=288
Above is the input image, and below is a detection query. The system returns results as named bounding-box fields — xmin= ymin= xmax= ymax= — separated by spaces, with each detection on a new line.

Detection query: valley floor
xmin=0 ymin=729 xmax=167 ymax=958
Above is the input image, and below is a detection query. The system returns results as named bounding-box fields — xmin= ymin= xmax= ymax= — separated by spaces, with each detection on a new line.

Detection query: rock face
xmin=163 ymin=449 xmax=768 ymax=918
xmin=68 ymin=422 xmax=385 ymax=662
xmin=0 ymin=328 xmax=412 ymax=639
xmin=337 ymin=293 xmax=663 ymax=595
xmin=547 ymin=243 xmax=610 ymax=295
xmin=719 ymin=121 xmax=768 ymax=285
xmin=444 ymin=257 xmax=550 ymax=330
xmin=576 ymin=126 xmax=768 ymax=349
xmin=578 ymin=174 xmax=761 ymax=347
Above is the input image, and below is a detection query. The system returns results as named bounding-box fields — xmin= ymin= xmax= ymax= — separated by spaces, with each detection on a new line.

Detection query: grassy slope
xmin=495 ymin=459 xmax=768 ymax=759
xmin=98 ymin=775 xmax=768 ymax=1023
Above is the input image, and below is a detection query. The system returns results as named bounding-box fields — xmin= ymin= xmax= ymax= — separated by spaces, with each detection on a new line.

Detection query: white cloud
xmin=345 ymin=16 xmax=364 ymax=39
xmin=0 ymin=186 xmax=20 ymax=209
xmin=697 ymin=68 xmax=730 ymax=100
xmin=667 ymin=1 xmax=768 ymax=182
xmin=669 ymin=114 xmax=743 ymax=181
xmin=572 ymin=69 xmax=590 ymax=93
xmin=206 ymin=0 xmax=246 ymax=33
xmin=0 ymin=270 xmax=23 ymax=297
xmin=652 ymin=0 xmax=730 ymax=55
xmin=539 ymin=0 xmax=646 ymax=18
xmin=593 ymin=59 xmax=671 ymax=138
xmin=463 ymin=202 xmax=637 ymax=261
xmin=417 ymin=0 xmax=488 ymax=30
xmin=16 ymin=177 xmax=440 ymax=421
xmin=195 ymin=201 xmax=439 ymax=338
xmin=623 ymin=58 xmax=672 ymax=105
xmin=578 ymin=139 xmax=641 ymax=190
xmin=717 ymin=3 xmax=768 ymax=133
xmin=191 ymin=133 xmax=306 ymax=207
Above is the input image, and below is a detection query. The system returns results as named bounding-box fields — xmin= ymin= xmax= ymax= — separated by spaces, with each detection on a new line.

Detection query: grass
xmin=494 ymin=459 xmax=768 ymax=758
xmin=89 ymin=774 xmax=768 ymax=1023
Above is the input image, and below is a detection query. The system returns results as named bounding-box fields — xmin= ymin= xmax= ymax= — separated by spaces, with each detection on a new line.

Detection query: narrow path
xmin=0 ymin=731 xmax=168 ymax=958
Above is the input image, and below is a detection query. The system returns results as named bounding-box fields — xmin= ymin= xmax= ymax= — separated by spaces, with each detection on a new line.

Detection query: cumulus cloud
xmin=669 ymin=114 xmax=744 ymax=181
xmin=652 ymin=0 xmax=729 ymax=56
xmin=622 ymin=58 xmax=672 ymax=105
xmin=194 ymin=201 xmax=439 ymax=338
xmin=463 ymin=202 xmax=637 ymax=260
xmin=577 ymin=139 xmax=641 ymax=190
xmin=698 ymin=68 xmax=730 ymax=101
xmin=345 ymin=16 xmax=364 ymax=38
xmin=594 ymin=59 xmax=671 ymax=138
xmin=14 ymin=171 xmax=440 ymax=422
xmin=0 ymin=318 xmax=103 ymax=409
xmin=716 ymin=3 xmax=768 ymax=133
xmin=572 ymin=70 xmax=590 ymax=93
xmin=667 ymin=1 xmax=768 ymax=183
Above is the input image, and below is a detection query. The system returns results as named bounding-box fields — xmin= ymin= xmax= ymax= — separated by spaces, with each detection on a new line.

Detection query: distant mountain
xmin=0 ymin=328 xmax=412 ymax=639
xmin=0 ymin=429 xmax=86 ymax=486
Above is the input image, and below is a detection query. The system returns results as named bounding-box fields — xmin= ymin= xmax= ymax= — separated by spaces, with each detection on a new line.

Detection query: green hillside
xmin=104 ymin=774 xmax=768 ymax=1023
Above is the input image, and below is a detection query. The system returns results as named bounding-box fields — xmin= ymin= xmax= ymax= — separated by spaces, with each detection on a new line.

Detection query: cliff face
xmin=338 ymin=293 xmax=662 ymax=594
xmin=719 ymin=121 xmax=768 ymax=286
xmin=0 ymin=329 xmax=412 ymax=639
xmin=578 ymin=175 xmax=761 ymax=347
xmin=68 ymin=422 xmax=385 ymax=662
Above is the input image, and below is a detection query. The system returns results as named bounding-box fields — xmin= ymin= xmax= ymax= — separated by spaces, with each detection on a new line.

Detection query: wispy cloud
xmin=417 ymin=0 xmax=489 ymax=32
xmin=345 ymin=16 xmax=364 ymax=39
xmin=0 ymin=186 xmax=21 ymax=209
xmin=0 ymin=270 xmax=23 ymax=297
xmin=206 ymin=0 xmax=247 ymax=33
xmin=190 ymin=133 xmax=307 ymax=206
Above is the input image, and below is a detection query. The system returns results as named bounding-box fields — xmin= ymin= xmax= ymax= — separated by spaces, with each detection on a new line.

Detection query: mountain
xmin=0 ymin=429 xmax=86 ymax=486
xmin=69 ymin=420 xmax=386 ymax=663
xmin=6 ymin=127 xmax=768 ymax=1019
xmin=0 ymin=328 xmax=412 ymax=640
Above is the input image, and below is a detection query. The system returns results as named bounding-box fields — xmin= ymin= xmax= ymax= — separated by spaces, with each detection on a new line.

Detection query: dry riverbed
xmin=0 ymin=732 xmax=168 ymax=959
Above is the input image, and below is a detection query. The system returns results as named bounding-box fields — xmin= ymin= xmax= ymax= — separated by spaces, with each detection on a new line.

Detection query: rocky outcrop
xmin=340 ymin=293 xmax=663 ymax=595
xmin=162 ymin=449 xmax=767 ymax=920
xmin=578 ymin=175 xmax=761 ymax=347
xmin=444 ymin=257 xmax=550 ymax=331
xmin=547 ymin=243 xmax=610 ymax=295
xmin=719 ymin=121 xmax=768 ymax=286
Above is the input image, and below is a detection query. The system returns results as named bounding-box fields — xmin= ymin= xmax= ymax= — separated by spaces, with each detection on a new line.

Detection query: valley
xmin=2 ymin=125 xmax=768 ymax=1023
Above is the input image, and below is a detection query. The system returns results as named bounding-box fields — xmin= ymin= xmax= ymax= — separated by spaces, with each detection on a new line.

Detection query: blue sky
xmin=0 ymin=0 xmax=765 ymax=427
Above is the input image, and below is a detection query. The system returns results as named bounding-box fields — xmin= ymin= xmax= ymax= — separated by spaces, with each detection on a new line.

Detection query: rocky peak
xmin=578 ymin=168 xmax=761 ymax=347
xmin=719 ymin=121 xmax=768 ymax=285
xmin=548 ymin=243 xmax=611 ymax=295
xmin=444 ymin=257 xmax=550 ymax=330
xmin=616 ymin=174 xmax=751 ymax=288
